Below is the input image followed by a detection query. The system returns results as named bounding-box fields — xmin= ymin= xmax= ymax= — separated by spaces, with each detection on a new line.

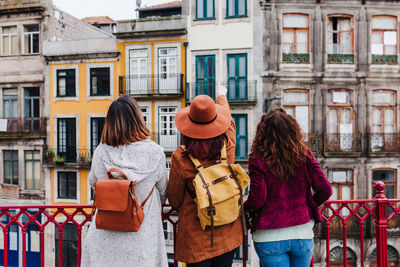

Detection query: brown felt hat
xmin=175 ymin=95 xmax=230 ymax=139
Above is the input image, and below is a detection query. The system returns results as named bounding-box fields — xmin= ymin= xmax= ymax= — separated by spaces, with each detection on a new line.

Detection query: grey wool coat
xmin=81 ymin=140 xmax=168 ymax=267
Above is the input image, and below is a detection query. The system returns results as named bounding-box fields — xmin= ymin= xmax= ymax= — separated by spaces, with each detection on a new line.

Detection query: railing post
xmin=374 ymin=181 xmax=388 ymax=267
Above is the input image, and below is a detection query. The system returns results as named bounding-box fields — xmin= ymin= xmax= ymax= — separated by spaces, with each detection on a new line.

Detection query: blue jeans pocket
xmin=298 ymin=239 xmax=314 ymax=253
xmin=254 ymin=241 xmax=281 ymax=256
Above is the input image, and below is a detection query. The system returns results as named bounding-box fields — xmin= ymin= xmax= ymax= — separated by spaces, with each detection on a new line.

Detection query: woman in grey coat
xmin=81 ymin=95 xmax=168 ymax=267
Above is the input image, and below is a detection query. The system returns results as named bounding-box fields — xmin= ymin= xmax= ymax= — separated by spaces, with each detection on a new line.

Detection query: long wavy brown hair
xmin=251 ymin=108 xmax=310 ymax=181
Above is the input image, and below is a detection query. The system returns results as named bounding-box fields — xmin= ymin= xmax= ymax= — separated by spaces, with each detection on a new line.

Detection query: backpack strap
xmin=228 ymin=164 xmax=247 ymax=237
xmin=220 ymin=142 xmax=227 ymax=163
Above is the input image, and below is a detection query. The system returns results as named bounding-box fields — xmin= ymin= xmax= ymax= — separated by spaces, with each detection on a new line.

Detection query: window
xmin=57 ymin=118 xmax=76 ymax=162
xmin=330 ymin=247 xmax=357 ymax=267
xmin=159 ymin=107 xmax=178 ymax=151
xmin=57 ymin=69 xmax=76 ymax=97
xmin=370 ymin=90 xmax=397 ymax=152
xmin=327 ymin=15 xmax=354 ymax=64
xmin=55 ymin=224 xmax=78 ymax=267
xmin=283 ymin=89 xmax=309 ymax=135
xmin=369 ymin=245 xmax=400 ymax=267
xmin=227 ymin=54 xmax=247 ymax=100
xmin=57 ymin=172 xmax=77 ymax=199
xmin=2 ymin=88 xmax=18 ymax=118
xmin=371 ymin=16 xmax=398 ymax=64
xmin=24 ymin=87 xmax=40 ymax=132
xmin=3 ymin=150 xmax=18 ymax=185
xmin=23 ymin=25 xmax=39 ymax=54
xmin=90 ymin=68 xmax=110 ymax=96
xmin=24 ymin=151 xmax=40 ymax=190
xmin=158 ymin=48 xmax=178 ymax=93
xmin=227 ymin=0 xmax=246 ymax=18
xmin=128 ymin=49 xmax=148 ymax=94
xmin=328 ymin=170 xmax=354 ymax=200
xmin=1 ymin=26 xmax=18 ymax=56
xmin=232 ymin=114 xmax=247 ymax=160
xmin=326 ymin=90 xmax=354 ymax=151
xmin=196 ymin=55 xmax=215 ymax=98
xmin=282 ymin=14 xmax=309 ymax=63
xmin=140 ymin=106 xmax=150 ymax=130
xmin=233 ymin=235 xmax=248 ymax=261
xmin=90 ymin=118 xmax=105 ymax=153
xmin=372 ymin=169 xmax=396 ymax=199
xmin=196 ymin=0 xmax=214 ymax=20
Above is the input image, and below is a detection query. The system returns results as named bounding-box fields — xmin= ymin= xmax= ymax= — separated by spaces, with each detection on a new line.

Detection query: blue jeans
xmin=254 ymin=239 xmax=314 ymax=267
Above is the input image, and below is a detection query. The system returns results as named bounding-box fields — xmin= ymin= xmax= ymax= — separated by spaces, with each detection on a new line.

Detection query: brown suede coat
xmin=167 ymin=95 xmax=243 ymax=263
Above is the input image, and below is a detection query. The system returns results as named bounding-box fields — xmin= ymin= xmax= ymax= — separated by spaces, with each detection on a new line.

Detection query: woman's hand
xmin=216 ymin=84 xmax=228 ymax=97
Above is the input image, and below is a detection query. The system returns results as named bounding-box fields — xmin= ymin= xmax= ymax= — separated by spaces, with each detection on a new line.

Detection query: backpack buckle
xmin=202 ymin=183 xmax=210 ymax=188
xmin=207 ymin=206 xmax=216 ymax=216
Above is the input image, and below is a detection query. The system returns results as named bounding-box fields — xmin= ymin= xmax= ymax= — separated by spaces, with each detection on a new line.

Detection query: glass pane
xmin=3 ymin=26 xmax=17 ymax=34
xmin=282 ymin=31 xmax=294 ymax=53
xmin=206 ymin=0 xmax=213 ymax=17
xmin=332 ymin=171 xmax=347 ymax=183
xmin=372 ymin=170 xmax=395 ymax=182
xmin=228 ymin=0 xmax=235 ymax=16
xmin=207 ymin=57 xmax=214 ymax=77
xmin=284 ymin=91 xmax=308 ymax=104
xmin=328 ymin=109 xmax=338 ymax=133
xmin=196 ymin=58 xmax=204 ymax=79
xmin=384 ymin=109 xmax=395 ymax=133
xmin=338 ymin=17 xmax=352 ymax=31
xmin=384 ymin=31 xmax=397 ymax=45
xmin=238 ymin=0 xmax=246 ymax=16
xmin=372 ymin=91 xmax=395 ymax=104
xmin=384 ymin=44 xmax=396 ymax=55
xmin=372 ymin=17 xmax=396 ymax=30
xmin=239 ymin=117 xmax=246 ymax=135
xmin=283 ymin=15 xmax=308 ymax=28
xmin=340 ymin=32 xmax=352 ymax=54
xmin=3 ymin=35 xmax=9 ymax=55
xmin=296 ymin=31 xmax=308 ymax=53
xmin=331 ymin=186 xmax=338 ymax=200
xmin=197 ymin=0 xmax=204 ymax=18
xmin=341 ymin=109 xmax=351 ymax=124
xmin=24 ymin=25 xmax=39 ymax=32
xmin=228 ymin=57 xmax=235 ymax=76
xmin=11 ymin=35 xmax=17 ymax=55
xmin=24 ymin=34 xmax=30 ymax=54
xmin=342 ymin=186 xmax=351 ymax=200
xmin=238 ymin=56 xmax=246 ymax=76
xmin=285 ymin=107 xmax=294 ymax=116
xmin=26 ymin=160 xmax=33 ymax=188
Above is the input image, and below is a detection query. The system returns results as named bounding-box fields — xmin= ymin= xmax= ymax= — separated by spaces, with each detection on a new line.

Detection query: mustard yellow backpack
xmin=183 ymin=143 xmax=249 ymax=246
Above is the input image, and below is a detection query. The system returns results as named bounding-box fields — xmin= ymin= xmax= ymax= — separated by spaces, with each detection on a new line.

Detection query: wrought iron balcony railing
xmin=371 ymin=55 xmax=398 ymax=65
xmin=186 ymin=80 xmax=257 ymax=103
xmin=152 ymin=132 xmax=181 ymax=152
xmin=368 ymin=133 xmax=400 ymax=153
xmin=119 ymin=74 xmax=183 ymax=96
xmin=0 ymin=117 xmax=46 ymax=138
xmin=323 ymin=133 xmax=362 ymax=154
xmin=327 ymin=54 xmax=354 ymax=64
xmin=282 ymin=53 xmax=310 ymax=64
xmin=43 ymin=148 xmax=92 ymax=166
xmin=0 ymin=182 xmax=398 ymax=267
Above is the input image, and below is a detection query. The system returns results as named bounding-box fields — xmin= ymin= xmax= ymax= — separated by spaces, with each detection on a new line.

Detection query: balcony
xmin=323 ymin=133 xmax=362 ymax=156
xmin=368 ymin=133 xmax=400 ymax=155
xmin=371 ymin=55 xmax=398 ymax=65
xmin=0 ymin=182 xmax=398 ymax=267
xmin=282 ymin=53 xmax=310 ymax=64
xmin=0 ymin=118 xmax=46 ymax=139
xmin=152 ymin=132 xmax=181 ymax=153
xmin=43 ymin=148 xmax=92 ymax=168
xmin=119 ymin=74 xmax=184 ymax=99
xmin=327 ymin=54 xmax=354 ymax=64
xmin=186 ymin=80 xmax=257 ymax=105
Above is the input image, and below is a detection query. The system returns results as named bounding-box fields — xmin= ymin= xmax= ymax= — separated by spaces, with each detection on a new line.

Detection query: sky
xmin=52 ymin=0 xmax=174 ymax=20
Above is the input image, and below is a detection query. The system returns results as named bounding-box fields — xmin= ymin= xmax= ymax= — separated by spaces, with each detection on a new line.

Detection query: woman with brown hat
xmin=168 ymin=86 xmax=243 ymax=267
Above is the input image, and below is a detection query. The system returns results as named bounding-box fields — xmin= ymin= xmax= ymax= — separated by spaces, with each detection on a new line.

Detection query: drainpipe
xmin=183 ymin=42 xmax=188 ymax=102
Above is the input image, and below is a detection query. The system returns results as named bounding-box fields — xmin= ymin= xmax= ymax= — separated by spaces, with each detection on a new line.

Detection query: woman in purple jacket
xmin=244 ymin=109 xmax=332 ymax=267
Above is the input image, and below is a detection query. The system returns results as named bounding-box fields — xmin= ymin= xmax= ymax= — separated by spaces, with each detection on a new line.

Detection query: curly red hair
xmin=251 ymin=108 xmax=310 ymax=181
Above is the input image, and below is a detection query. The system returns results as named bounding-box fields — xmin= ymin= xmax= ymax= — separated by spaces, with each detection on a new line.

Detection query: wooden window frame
xmin=371 ymin=15 xmax=398 ymax=55
xmin=327 ymin=89 xmax=354 ymax=134
xmin=328 ymin=169 xmax=354 ymax=200
xmin=282 ymin=13 xmax=310 ymax=54
xmin=371 ymin=89 xmax=397 ymax=134
xmin=371 ymin=168 xmax=397 ymax=199
xmin=283 ymin=89 xmax=310 ymax=134
xmin=327 ymin=14 xmax=354 ymax=55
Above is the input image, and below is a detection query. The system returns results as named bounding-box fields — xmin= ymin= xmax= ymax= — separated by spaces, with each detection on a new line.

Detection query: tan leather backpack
xmin=94 ymin=168 xmax=154 ymax=232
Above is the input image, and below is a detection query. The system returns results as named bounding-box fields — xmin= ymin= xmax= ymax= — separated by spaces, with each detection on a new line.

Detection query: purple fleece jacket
xmin=243 ymin=151 xmax=332 ymax=231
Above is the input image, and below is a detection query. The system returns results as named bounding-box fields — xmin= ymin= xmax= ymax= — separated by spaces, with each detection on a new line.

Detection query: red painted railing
xmin=0 ymin=181 xmax=399 ymax=267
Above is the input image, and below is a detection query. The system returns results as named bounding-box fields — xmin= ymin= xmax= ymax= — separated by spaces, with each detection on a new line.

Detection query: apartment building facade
xmin=260 ymin=0 xmax=400 ymax=266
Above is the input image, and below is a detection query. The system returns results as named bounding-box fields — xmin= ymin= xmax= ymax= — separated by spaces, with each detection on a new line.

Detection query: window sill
xmin=54 ymin=198 xmax=79 ymax=204
xmin=194 ymin=17 xmax=216 ymax=21
xmin=22 ymin=53 xmax=40 ymax=56
xmin=225 ymin=15 xmax=248 ymax=19
xmin=89 ymin=94 xmax=111 ymax=97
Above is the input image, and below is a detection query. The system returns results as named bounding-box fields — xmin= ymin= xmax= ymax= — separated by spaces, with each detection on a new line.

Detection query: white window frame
xmin=1 ymin=25 xmax=18 ymax=56
xmin=22 ymin=24 xmax=39 ymax=55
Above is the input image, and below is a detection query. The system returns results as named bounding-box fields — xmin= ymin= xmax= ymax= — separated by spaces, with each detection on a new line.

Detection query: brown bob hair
xmin=251 ymin=108 xmax=310 ymax=181
xmin=101 ymin=95 xmax=150 ymax=146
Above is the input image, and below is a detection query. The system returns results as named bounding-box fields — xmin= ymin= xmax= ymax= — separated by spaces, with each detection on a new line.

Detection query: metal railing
xmin=43 ymin=148 xmax=92 ymax=166
xmin=282 ymin=53 xmax=310 ymax=64
xmin=327 ymin=54 xmax=354 ymax=64
xmin=119 ymin=74 xmax=183 ymax=96
xmin=152 ymin=132 xmax=181 ymax=152
xmin=371 ymin=55 xmax=398 ymax=65
xmin=0 ymin=182 xmax=398 ymax=267
xmin=323 ymin=133 xmax=362 ymax=153
xmin=368 ymin=133 xmax=400 ymax=153
xmin=0 ymin=117 xmax=46 ymax=137
xmin=186 ymin=80 xmax=257 ymax=103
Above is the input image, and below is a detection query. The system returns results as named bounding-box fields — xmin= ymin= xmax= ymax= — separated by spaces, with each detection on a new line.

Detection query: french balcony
xmin=186 ymin=80 xmax=257 ymax=105
xmin=43 ymin=148 xmax=92 ymax=168
xmin=368 ymin=133 xmax=400 ymax=155
xmin=282 ymin=53 xmax=310 ymax=64
xmin=305 ymin=134 xmax=322 ymax=157
xmin=323 ymin=133 xmax=362 ymax=156
xmin=152 ymin=132 xmax=181 ymax=153
xmin=0 ymin=182 xmax=398 ymax=267
xmin=327 ymin=54 xmax=355 ymax=64
xmin=0 ymin=117 xmax=46 ymax=139
xmin=119 ymin=74 xmax=184 ymax=99
xmin=371 ymin=55 xmax=398 ymax=65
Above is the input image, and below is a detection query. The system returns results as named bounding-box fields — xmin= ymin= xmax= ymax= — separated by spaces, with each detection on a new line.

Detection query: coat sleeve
xmin=244 ymin=157 xmax=268 ymax=212
xmin=309 ymin=152 xmax=333 ymax=206
xmin=216 ymin=95 xmax=236 ymax=163
xmin=155 ymin=152 xmax=168 ymax=204
xmin=167 ymin=151 xmax=186 ymax=209
xmin=88 ymin=148 xmax=107 ymax=190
